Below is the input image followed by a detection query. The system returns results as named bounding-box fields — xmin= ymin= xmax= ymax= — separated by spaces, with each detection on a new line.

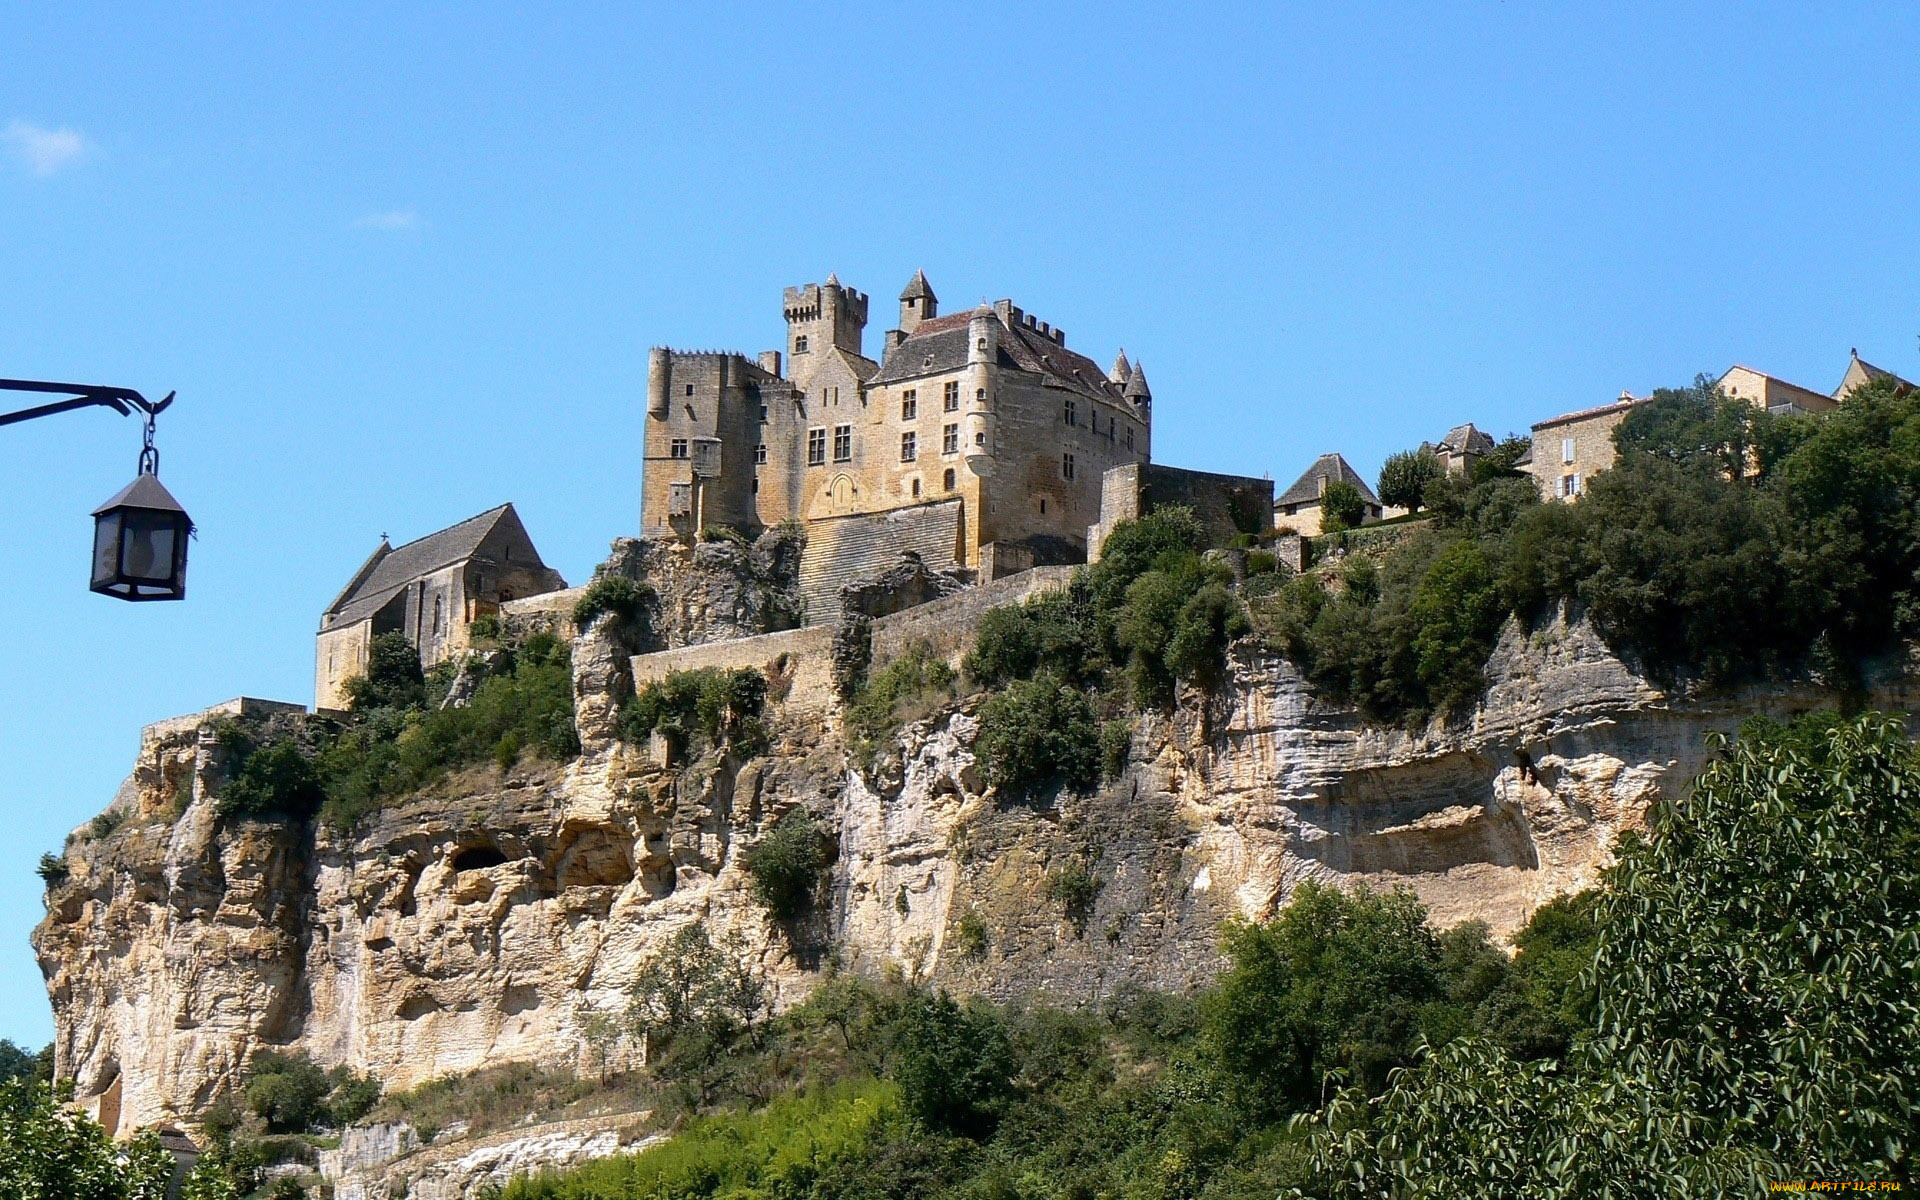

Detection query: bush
xmin=743 ymin=809 xmax=830 ymax=920
xmin=973 ymin=677 xmax=1100 ymax=798
xmin=216 ymin=729 xmax=326 ymax=820
xmin=1046 ymin=859 xmax=1100 ymax=932
xmin=1319 ymin=479 xmax=1368 ymax=532
xmin=620 ymin=667 xmax=766 ymax=754
xmin=963 ymin=592 xmax=1097 ymax=687
xmin=34 ymin=853 xmax=68 ymax=889
xmin=245 ymin=1052 xmax=331 ymax=1134
xmin=343 ymin=631 xmax=427 ymax=713
xmin=952 ymin=910 xmax=989 ymax=960
xmin=1378 ymin=449 xmax=1443 ymax=511
xmin=1098 ymin=719 xmax=1132 ymax=782
xmin=572 ymin=576 xmax=651 ymax=634
xmin=845 ymin=646 xmax=956 ymax=761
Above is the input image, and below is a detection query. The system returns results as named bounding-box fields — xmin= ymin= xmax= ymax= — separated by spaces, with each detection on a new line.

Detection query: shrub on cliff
xmin=620 ymin=666 xmax=766 ymax=755
xmin=216 ymin=727 xmax=326 ymax=820
xmin=743 ymin=809 xmax=831 ymax=920
xmin=973 ymin=676 xmax=1100 ymax=797
xmin=845 ymin=645 xmax=957 ymax=764
xmin=572 ymin=575 xmax=652 ymax=636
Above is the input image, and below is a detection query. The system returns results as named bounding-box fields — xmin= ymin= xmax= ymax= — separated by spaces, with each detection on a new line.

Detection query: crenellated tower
xmin=782 ymin=273 xmax=868 ymax=392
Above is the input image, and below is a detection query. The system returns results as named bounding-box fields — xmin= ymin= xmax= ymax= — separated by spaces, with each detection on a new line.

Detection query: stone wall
xmin=796 ymin=500 xmax=962 ymax=624
xmin=1088 ymin=463 xmax=1275 ymax=561
xmin=630 ymin=624 xmax=839 ymax=711
xmin=869 ymin=566 xmax=1075 ymax=667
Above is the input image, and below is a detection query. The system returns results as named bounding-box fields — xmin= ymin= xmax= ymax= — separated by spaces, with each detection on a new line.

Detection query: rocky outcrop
xmin=321 ymin=1117 xmax=661 ymax=1200
xmin=35 ymin=602 xmax=1910 ymax=1150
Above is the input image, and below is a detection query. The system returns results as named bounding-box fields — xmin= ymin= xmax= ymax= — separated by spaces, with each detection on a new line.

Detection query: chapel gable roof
xmin=1277 ymin=453 xmax=1379 ymax=507
xmin=323 ymin=504 xmax=546 ymax=627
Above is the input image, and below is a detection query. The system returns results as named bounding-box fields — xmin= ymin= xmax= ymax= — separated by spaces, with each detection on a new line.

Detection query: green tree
xmin=245 ymin=1051 xmax=331 ymax=1134
xmin=1377 ymin=450 xmax=1442 ymax=512
xmin=1291 ymin=711 xmax=1920 ymax=1193
xmin=1318 ymin=479 xmax=1368 ymax=532
xmin=891 ymin=990 xmax=1016 ymax=1139
xmin=1204 ymin=881 xmax=1456 ymax=1118
xmin=0 ymin=1077 xmax=175 ymax=1199
xmin=344 ymin=631 xmax=427 ymax=712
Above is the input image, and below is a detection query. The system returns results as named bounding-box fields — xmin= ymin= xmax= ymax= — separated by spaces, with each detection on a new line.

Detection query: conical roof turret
xmin=1124 ymin=361 xmax=1152 ymax=402
xmin=1109 ymin=350 xmax=1131 ymax=384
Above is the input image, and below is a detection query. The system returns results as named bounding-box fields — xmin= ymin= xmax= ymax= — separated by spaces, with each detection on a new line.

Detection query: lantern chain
xmin=139 ymin=409 xmax=159 ymax=476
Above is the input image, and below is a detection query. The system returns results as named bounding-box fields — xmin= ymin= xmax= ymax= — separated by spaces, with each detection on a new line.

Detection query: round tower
xmin=964 ymin=303 xmax=998 ymax=476
xmin=647 ymin=347 xmax=672 ymax=420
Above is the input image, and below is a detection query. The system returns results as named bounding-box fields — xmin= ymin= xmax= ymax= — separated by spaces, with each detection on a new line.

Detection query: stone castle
xmin=640 ymin=273 xmax=1191 ymax=615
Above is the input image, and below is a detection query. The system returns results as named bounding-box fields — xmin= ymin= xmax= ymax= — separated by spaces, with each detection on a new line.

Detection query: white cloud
xmin=353 ymin=210 xmax=419 ymax=231
xmin=5 ymin=121 xmax=89 ymax=176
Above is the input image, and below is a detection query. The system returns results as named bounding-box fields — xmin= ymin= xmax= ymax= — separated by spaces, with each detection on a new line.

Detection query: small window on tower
xmin=759 ymin=404 xmax=769 ymax=422
xmin=975 ymin=431 xmax=987 ymax=447
xmin=670 ymin=439 xmax=689 ymax=459
xmin=902 ymin=390 xmax=918 ymax=420
xmin=754 ymin=444 xmax=768 ymax=464
xmin=684 ymin=384 xmax=694 ymax=397
xmin=794 ymin=335 xmax=810 ymax=354
xmin=943 ymin=382 xmax=960 ymax=411
xmin=975 ymin=388 xmax=985 ymax=402
xmin=1125 ymin=426 xmax=1134 ymax=450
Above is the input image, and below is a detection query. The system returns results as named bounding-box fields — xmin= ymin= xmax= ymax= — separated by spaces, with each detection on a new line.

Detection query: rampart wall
xmin=797 ymin=500 xmax=962 ymax=623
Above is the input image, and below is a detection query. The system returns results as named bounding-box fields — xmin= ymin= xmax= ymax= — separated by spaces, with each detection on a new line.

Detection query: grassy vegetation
xmin=206 ymin=629 xmax=579 ymax=831
xmin=843 ymin=644 xmax=958 ymax=766
xmin=619 ymin=666 xmax=767 ymax=757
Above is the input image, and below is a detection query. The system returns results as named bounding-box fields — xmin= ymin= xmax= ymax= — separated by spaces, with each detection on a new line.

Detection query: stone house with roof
xmin=1527 ymin=349 xmax=1915 ymax=502
xmin=314 ymin=504 xmax=566 ymax=709
xmin=643 ymin=272 xmax=1249 ymax=620
xmin=1423 ymin=423 xmax=1496 ymax=475
xmin=1275 ymin=453 xmax=1382 ymax=536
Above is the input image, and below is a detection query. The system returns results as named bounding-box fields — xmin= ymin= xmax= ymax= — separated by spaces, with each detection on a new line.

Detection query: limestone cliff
xmin=35 ymin=600 xmax=1901 ymax=1146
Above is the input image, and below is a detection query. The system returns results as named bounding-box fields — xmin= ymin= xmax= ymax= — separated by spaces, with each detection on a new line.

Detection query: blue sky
xmin=1 ymin=3 xmax=1916 ymax=1047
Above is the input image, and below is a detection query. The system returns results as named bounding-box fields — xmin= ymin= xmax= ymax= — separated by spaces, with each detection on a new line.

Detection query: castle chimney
xmin=647 ymin=347 xmax=672 ymax=419
xmin=759 ymin=350 xmax=782 ymax=376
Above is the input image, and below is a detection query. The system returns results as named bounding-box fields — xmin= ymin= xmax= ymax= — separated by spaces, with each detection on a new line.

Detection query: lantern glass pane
xmin=92 ymin=512 xmax=122 ymax=587
xmin=119 ymin=511 xmax=178 ymax=584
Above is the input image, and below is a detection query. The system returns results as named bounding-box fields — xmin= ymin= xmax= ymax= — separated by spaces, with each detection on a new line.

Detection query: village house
xmin=1274 ymin=453 xmax=1383 ymax=536
xmin=1527 ymin=350 xmax=1913 ymax=502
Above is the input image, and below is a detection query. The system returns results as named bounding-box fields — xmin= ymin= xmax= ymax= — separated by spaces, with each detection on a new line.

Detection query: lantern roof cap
xmin=93 ymin=471 xmax=188 ymax=517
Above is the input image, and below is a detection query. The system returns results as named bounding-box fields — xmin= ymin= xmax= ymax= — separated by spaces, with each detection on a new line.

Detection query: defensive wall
xmin=629 ymin=565 xmax=1078 ymax=712
xmin=1088 ymin=463 xmax=1274 ymax=562
xmin=796 ymin=499 xmax=963 ymax=624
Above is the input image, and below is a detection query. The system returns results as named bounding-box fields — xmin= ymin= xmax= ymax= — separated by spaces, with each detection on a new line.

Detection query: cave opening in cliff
xmin=452 ymin=845 xmax=510 ymax=872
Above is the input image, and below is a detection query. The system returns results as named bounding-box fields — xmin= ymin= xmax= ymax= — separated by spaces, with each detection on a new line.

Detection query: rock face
xmin=35 ymin=602 xmax=1904 ymax=1145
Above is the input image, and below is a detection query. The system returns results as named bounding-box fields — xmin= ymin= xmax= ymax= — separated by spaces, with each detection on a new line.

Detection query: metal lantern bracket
xmin=1 ymin=377 xmax=194 ymax=602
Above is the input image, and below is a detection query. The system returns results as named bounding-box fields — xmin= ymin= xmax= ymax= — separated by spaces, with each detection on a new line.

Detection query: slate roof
xmin=1436 ymin=423 xmax=1495 ymax=455
xmin=1277 ymin=454 xmax=1379 ymax=507
xmin=869 ymin=309 xmax=1123 ymax=400
xmin=899 ymin=270 xmax=936 ymax=302
xmin=323 ymin=504 xmax=527 ymax=627
xmin=1845 ymin=353 xmax=1913 ymax=393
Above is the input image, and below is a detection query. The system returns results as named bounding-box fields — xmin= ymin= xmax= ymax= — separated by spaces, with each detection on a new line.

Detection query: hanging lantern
xmin=90 ymin=412 xmax=191 ymax=601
